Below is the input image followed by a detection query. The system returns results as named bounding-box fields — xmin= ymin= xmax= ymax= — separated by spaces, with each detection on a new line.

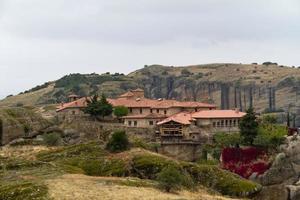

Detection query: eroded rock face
xmin=255 ymin=135 xmax=300 ymax=199
xmin=254 ymin=184 xmax=289 ymax=200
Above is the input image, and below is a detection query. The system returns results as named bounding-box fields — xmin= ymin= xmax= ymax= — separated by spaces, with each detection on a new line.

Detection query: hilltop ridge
xmin=1 ymin=63 xmax=299 ymax=118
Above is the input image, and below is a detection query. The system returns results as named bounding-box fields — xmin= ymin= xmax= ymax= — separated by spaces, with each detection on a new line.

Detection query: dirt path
xmin=46 ymin=174 xmax=237 ymax=200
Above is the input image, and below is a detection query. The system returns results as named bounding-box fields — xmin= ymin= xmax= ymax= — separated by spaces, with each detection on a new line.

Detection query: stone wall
xmin=61 ymin=119 xmax=157 ymax=142
xmin=159 ymin=143 xmax=203 ymax=161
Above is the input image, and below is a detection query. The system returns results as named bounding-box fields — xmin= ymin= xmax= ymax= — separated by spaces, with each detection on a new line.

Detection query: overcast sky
xmin=0 ymin=0 xmax=300 ymax=99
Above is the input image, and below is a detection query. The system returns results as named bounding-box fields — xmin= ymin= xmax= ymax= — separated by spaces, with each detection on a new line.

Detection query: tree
xmin=113 ymin=106 xmax=129 ymax=119
xmin=106 ymin=131 xmax=129 ymax=152
xmin=99 ymin=94 xmax=113 ymax=118
xmin=239 ymin=107 xmax=259 ymax=145
xmin=84 ymin=94 xmax=113 ymax=119
xmin=156 ymin=166 xmax=184 ymax=192
xmin=262 ymin=115 xmax=277 ymax=124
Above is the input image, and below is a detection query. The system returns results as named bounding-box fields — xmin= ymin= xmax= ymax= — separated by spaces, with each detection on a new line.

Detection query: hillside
xmin=0 ymin=143 xmax=257 ymax=199
xmin=1 ymin=63 xmax=299 ymax=118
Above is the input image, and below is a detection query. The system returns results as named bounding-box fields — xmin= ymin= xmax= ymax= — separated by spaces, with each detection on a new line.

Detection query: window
xmin=156 ymin=109 xmax=159 ymax=113
xmin=164 ymin=110 xmax=167 ymax=115
xmin=129 ymin=108 xmax=133 ymax=113
xmin=72 ymin=111 xmax=76 ymax=115
xmin=213 ymin=122 xmax=216 ymax=127
xmin=149 ymin=121 xmax=154 ymax=125
xmin=140 ymin=108 xmax=142 ymax=114
xmin=217 ymin=122 xmax=220 ymax=127
xmin=229 ymin=120 xmax=232 ymax=126
xmin=233 ymin=120 xmax=236 ymax=126
xmin=225 ymin=120 xmax=228 ymax=127
xmin=221 ymin=120 xmax=224 ymax=127
xmin=150 ymin=109 xmax=153 ymax=113
xmin=128 ymin=121 xmax=132 ymax=126
xmin=134 ymin=121 xmax=137 ymax=126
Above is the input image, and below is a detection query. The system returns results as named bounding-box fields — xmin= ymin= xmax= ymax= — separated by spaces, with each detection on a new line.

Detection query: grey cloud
xmin=0 ymin=0 xmax=300 ymax=98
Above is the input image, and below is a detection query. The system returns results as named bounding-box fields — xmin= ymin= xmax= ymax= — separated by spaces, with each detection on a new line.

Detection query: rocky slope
xmin=1 ymin=63 xmax=299 ymax=122
xmin=252 ymin=135 xmax=300 ymax=200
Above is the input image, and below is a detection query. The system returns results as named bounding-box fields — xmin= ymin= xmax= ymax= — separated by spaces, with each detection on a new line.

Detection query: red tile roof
xmin=56 ymin=97 xmax=89 ymax=112
xmin=56 ymin=91 xmax=216 ymax=112
xmin=157 ymin=112 xmax=194 ymax=125
xmin=157 ymin=110 xmax=246 ymax=125
xmin=192 ymin=110 xmax=246 ymax=119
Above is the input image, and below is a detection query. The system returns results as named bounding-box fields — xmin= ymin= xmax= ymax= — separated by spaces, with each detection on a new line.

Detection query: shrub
xmin=79 ymin=158 xmax=128 ymax=177
xmin=16 ymin=102 xmax=24 ymax=107
xmin=42 ymin=132 xmax=62 ymax=146
xmin=221 ymin=147 xmax=270 ymax=178
xmin=156 ymin=166 xmax=185 ymax=192
xmin=213 ymin=132 xmax=241 ymax=148
xmin=185 ymin=164 xmax=261 ymax=196
xmin=262 ymin=115 xmax=277 ymax=124
xmin=253 ymin=124 xmax=287 ymax=149
xmin=181 ymin=69 xmax=192 ymax=76
xmin=106 ymin=131 xmax=129 ymax=153
xmin=132 ymin=154 xmax=179 ymax=179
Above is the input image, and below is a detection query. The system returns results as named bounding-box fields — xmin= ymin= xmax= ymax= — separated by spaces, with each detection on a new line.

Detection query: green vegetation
xmin=213 ymin=132 xmax=241 ymax=148
xmin=253 ymin=124 xmax=287 ymax=150
xmin=84 ymin=94 xmax=113 ymax=119
xmin=239 ymin=107 xmax=259 ymax=145
xmin=131 ymin=137 xmax=160 ymax=152
xmin=156 ymin=166 xmax=186 ymax=192
xmin=0 ymin=181 xmax=48 ymax=200
xmin=185 ymin=164 xmax=260 ymax=196
xmin=113 ymin=106 xmax=129 ymax=118
xmin=106 ymin=131 xmax=130 ymax=153
xmin=181 ymin=69 xmax=192 ymax=76
xmin=262 ymin=114 xmax=277 ymax=124
xmin=42 ymin=132 xmax=62 ymax=146
xmin=36 ymin=142 xmax=261 ymax=197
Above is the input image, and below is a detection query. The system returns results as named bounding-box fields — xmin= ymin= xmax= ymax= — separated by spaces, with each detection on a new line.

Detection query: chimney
xmin=235 ymin=108 xmax=239 ymax=114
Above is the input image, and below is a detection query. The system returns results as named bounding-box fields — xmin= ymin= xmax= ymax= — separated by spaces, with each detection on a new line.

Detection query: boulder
xmin=258 ymin=153 xmax=296 ymax=186
xmin=286 ymin=185 xmax=300 ymax=200
xmin=254 ymin=184 xmax=289 ymax=200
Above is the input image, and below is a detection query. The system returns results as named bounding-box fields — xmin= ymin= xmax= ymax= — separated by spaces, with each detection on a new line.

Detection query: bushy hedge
xmin=42 ymin=132 xmax=62 ymax=146
xmin=106 ymin=131 xmax=129 ymax=153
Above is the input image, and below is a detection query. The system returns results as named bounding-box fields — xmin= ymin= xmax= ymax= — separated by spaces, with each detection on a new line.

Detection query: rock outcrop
xmin=254 ymin=135 xmax=300 ymax=200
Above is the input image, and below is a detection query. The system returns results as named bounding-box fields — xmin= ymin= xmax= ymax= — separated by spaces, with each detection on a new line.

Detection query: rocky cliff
xmin=1 ymin=63 xmax=299 ymax=123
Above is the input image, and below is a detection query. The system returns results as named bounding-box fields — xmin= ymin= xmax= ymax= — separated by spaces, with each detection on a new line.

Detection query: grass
xmin=1 ymin=142 xmax=261 ymax=198
xmin=0 ymin=181 xmax=48 ymax=200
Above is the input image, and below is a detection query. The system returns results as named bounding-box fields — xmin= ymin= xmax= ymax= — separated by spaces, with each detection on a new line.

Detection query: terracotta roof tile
xmin=57 ymin=93 xmax=216 ymax=112
xmin=56 ymin=97 xmax=89 ymax=112
xmin=192 ymin=110 xmax=246 ymax=119
xmin=157 ymin=110 xmax=246 ymax=125
xmin=157 ymin=112 xmax=194 ymax=125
